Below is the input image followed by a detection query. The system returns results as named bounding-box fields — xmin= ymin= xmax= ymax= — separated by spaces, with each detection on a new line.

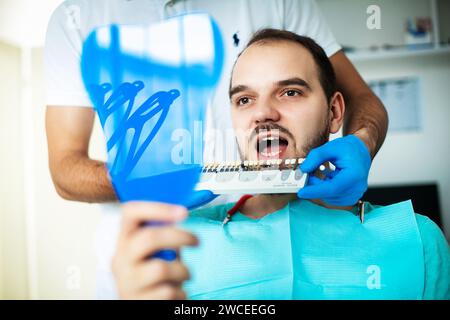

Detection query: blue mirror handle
xmin=144 ymin=221 xmax=177 ymax=261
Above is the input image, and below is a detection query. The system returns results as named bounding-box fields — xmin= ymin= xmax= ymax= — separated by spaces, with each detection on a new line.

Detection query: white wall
xmin=0 ymin=40 xmax=28 ymax=299
xmin=28 ymin=48 xmax=103 ymax=299
xmin=0 ymin=43 xmax=103 ymax=300
xmin=0 ymin=0 xmax=63 ymax=47
xmin=0 ymin=0 xmax=103 ymax=299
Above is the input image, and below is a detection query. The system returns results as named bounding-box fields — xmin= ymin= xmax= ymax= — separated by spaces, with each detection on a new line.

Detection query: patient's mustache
xmin=249 ymin=123 xmax=294 ymax=142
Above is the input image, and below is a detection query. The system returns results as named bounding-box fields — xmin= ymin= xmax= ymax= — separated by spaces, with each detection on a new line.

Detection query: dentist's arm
xmin=332 ymin=50 xmax=388 ymax=158
xmin=46 ymin=106 xmax=117 ymax=202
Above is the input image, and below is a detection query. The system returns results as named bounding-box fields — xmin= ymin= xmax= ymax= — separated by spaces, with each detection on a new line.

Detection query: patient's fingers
xmin=126 ymin=226 xmax=198 ymax=262
xmin=136 ymin=260 xmax=191 ymax=289
xmin=136 ymin=284 xmax=187 ymax=300
xmin=120 ymin=201 xmax=188 ymax=237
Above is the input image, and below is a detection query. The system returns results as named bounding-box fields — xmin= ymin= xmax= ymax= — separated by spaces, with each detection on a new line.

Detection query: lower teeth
xmin=261 ymin=149 xmax=281 ymax=157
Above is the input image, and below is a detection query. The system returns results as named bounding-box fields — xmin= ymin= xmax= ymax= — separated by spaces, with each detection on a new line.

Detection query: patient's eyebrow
xmin=229 ymin=78 xmax=311 ymax=99
xmin=276 ymin=77 xmax=311 ymax=91
xmin=229 ymin=85 xmax=250 ymax=99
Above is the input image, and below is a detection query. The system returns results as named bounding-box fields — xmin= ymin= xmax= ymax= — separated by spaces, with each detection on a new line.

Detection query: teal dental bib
xmin=180 ymin=200 xmax=424 ymax=299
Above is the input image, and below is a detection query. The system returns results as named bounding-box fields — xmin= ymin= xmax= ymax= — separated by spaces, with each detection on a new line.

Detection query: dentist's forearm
xmin=330 ymin=51 xmax=388 ymax=158
xmin=343 ymin=91 xmax=388 ymax=158
xmin=50 ymin=151 xmax=117 ymax=203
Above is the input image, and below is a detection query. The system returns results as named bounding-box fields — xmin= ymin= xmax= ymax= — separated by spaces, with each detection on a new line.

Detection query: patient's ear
xmin=328 ymin=91 xmax=345 ymax=134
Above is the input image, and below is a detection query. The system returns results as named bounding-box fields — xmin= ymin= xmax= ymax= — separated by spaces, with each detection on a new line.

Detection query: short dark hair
xmin=238 ymin=28 xmax=337 ymax=101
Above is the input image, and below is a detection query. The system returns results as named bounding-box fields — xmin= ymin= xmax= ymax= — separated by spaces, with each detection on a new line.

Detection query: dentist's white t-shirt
xmin=44 ymin=0 xmax=341 ymax=299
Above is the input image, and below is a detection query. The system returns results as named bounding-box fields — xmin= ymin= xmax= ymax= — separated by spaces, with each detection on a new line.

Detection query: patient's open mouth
xmin=256 ymin=134 xmax=289 ymax=160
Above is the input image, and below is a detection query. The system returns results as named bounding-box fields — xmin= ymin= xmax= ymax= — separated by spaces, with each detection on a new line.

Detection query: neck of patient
xmin=240 ymin=194 xmax=355 ymax=219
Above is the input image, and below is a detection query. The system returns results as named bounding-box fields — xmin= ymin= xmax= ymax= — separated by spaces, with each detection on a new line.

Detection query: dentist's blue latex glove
xmin=297 ymin=135 xmax=372 ymax=206
xmin=186 ymin=190 xmax=218 ymax=210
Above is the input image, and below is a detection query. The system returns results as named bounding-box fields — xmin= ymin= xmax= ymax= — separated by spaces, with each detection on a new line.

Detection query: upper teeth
xmin=262 ymin=137 xmax=277 ymax=142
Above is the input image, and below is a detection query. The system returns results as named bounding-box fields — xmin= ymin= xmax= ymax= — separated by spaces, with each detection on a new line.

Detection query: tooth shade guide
xmin=196 ymin=158 xmax=308 ymax=195
xmin=200 ymin=158 xmax=306 ymax=172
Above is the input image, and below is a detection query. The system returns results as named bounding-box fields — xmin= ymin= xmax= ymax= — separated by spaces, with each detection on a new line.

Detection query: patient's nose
xmin=252 ymin=99 xmax=281 ymax=124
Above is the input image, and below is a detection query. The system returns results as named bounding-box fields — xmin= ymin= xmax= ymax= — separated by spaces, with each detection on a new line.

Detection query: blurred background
xmin=0 ymin=0 xmax=449 ymax=299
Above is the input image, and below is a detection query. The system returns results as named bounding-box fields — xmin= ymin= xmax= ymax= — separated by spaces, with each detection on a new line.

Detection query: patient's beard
xmin=300 ymin=121 xmax=330 ymax=158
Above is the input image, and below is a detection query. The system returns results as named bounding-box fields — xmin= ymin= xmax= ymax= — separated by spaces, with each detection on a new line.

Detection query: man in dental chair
xmin=112 ymin=29 xmax=450 ymax=300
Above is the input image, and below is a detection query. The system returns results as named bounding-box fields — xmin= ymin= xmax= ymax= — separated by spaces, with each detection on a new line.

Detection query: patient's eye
xmin=237 ymin=97 xmax=251 ymax=106
xmin=282 ymin=89 xmax=302 ymax=97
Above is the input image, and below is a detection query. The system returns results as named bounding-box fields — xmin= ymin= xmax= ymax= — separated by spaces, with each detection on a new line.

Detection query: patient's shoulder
xmin=415 ymin=214 xmax=450 ymax=300
xmin=415 ymin=214 xmax=448 ymax=250
xmin=415 ymin=214 xmax=446 ymax=239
